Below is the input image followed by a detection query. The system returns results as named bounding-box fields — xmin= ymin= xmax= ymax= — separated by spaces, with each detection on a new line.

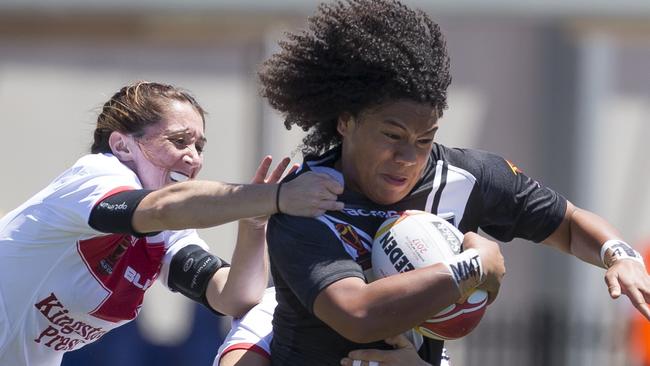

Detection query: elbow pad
xmin=168 ymin=245 xmax=230 ymax=311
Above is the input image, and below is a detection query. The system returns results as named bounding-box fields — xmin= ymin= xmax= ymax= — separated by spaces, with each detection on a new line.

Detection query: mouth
xmin=170 ymin=171 xmax=190 ymax=183
xmin=381 ymin=173 xmax=409 ymax=186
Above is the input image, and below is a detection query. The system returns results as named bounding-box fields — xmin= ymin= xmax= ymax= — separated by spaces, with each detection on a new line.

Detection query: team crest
xmin=335 ymin=223 xmax=371 ymax=270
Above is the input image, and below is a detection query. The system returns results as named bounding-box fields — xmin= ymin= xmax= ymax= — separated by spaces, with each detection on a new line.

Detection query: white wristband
xmin=443 ymin=248 xmax=485 ymax=299
xmin=600 ymin=239 xmax=645 ymax=269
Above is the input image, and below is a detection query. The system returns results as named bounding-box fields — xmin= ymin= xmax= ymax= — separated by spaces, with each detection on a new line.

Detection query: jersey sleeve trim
xmin=221 ymin=343 xmax=271 ymax=360
xmin=306 ymin=270 xmax=366 ymax=313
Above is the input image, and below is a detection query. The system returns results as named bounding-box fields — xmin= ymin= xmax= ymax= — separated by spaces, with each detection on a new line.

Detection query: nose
xmin=183 ymin=145 xmax=203 ymax=171
xmin=394 ymin=141 xmax=417 ymax=166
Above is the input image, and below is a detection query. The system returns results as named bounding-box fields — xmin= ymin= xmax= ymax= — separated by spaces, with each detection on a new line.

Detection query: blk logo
xmin=124 ymin=266 xmax=152 ymax=290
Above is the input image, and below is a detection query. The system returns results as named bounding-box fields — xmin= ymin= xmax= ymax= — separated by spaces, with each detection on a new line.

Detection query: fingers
xmin=627 ymin=288 xmax=650 ymax=321
xmin=267 ymin=157 xmax=292 ymax=183
xmin=251 ymin=156 xmax=295 ymax=185
xmin=604 ymin=262 xmax=650 ymax=321
xmin=485 ymin=284 xmax=500 ymax=305
xmin=341 ymin=356 xmax=383 ymax=366
xmin=383 ymin=334 xmax=412 ymax=349
xmin=318 ymin=198 xmax=345 ymax=213
xmin=604 ymin=272 xmax=621 ymax=299
xmin=251 ymin=155 xmax=273 ymax=184
xmin=347 ymin=349 xmax=386 ymax=362
xmin=287 ymin=163 xmax=300 ymax=176
xmin=279 ymin=172 xmax=345 ymax=217
xmin=340 ymin=359 xmax=380 ymax=366
xmin=314 ymin=172 xmax=344 ymax=195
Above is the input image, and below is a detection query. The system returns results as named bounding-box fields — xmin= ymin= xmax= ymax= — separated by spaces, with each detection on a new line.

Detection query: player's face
xmin=129 ymin=100 xmax=206 ymax=190
xmin=337 ymin=100 xmax=438 ymax=205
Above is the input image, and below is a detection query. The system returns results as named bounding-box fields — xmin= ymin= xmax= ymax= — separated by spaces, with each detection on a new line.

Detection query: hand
xmin=340 ymin=334 xmax=431 ymax=366
xmin=605 ymin=259 xmax=650 ymax=321
xmin=462 ymin=232 xmax=506 ymax=305
xmin=278 ymin=172 xmax=344 ymax=217
xmin=242 ymin=155 xmax=298 ymax=228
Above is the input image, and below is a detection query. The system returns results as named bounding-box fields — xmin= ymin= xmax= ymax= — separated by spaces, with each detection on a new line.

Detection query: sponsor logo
xmin=449 ymin=254 xmax=481 ymax=282
xmin=342 ymin=208 xmax=401 ymax=218
xmin=190 ymin=257 xmax=212 ymax=291
xmin=98 ymin=201 xmax=128 ymax=211
xmin=183 ymin=257 xmax=194 ymax=272
xmin=611 ymin=242 xmax=641 ymax=259
xmin=33 ymin=293 xmax=107 ymax=351
xmin=378 ymin=232 xmax=415 ymax=273
xmin=432 ymin=221 xmax=461 ymax=254
xmin=97 ymin=236 xmax=131 ymax=275
xmin=124 ymin=266 xmax=153 ymax=290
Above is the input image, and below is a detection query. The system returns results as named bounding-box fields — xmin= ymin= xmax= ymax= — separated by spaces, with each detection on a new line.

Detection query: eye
xmin=382 ymin=132 xmax=401 ymax=140
xmin=170 ymin=137 xmax=187 ymax=147
xmin=417 ymin=138 xmax=434 ymax=145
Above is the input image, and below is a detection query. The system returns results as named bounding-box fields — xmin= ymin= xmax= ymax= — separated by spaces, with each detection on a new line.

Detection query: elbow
xmin=212 ymin=290 xmax=264 ymax=318
xmin=221 ymin=299 xmax=259 ymax=318
xmin=211 ymin=295 xmax=259 ymax=318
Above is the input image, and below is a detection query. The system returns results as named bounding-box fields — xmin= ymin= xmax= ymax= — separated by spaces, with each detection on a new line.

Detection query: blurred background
xmin=0 ymin=0 xmax=649 ymax=365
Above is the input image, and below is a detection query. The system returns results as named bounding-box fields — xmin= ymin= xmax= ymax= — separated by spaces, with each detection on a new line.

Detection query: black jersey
xmin=267 ymin=144 xmax=567 ymax=366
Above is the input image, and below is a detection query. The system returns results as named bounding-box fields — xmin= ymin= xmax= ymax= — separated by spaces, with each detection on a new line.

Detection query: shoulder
xmin=73 ymin=153 xmax=137 ymax=178
xmin=433 ymin=144 xmax=506 ymax=170
xmin=431 ymin=144 xmax=516 ymax=183
xmin=52 ymin=153 xmax=141 ymax=193
xmin=268 ymin=214 xmax=331 ymax=241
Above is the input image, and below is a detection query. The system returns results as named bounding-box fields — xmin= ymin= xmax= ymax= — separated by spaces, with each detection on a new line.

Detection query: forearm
xmin=543 ymin=203 xmax=622 ymax=268
xmin=216 ymin=220 xmax=269 ymax=315
xmin=314 ymin=263 xmax=461 ymax=343
xmin=205 ymin=221 xmax=268 ymax=317
xmin=133 ymin=180 xmax=277 ymax=233
xmin=570 ymin=208 xmax=623 ymax=267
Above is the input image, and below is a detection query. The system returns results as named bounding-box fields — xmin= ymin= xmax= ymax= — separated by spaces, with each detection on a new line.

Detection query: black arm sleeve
xmin=88 ymin=189 xmax=159 ymax=237
xmin=168 ymin=244 xmax=230 ymax=315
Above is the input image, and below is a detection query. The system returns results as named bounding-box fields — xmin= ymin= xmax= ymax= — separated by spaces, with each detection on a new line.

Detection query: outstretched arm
xmin=207 ymin=156 xmax=287 ymax=316
xmin=543 ymin=201 xmax=650 ymax=320
xmin=131 ymin=163 xmax=344 ymax=234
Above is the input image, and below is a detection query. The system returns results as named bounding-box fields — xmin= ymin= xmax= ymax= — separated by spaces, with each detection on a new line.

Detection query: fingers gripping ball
xmin=371 ymin=210 xmax=488 ymax=340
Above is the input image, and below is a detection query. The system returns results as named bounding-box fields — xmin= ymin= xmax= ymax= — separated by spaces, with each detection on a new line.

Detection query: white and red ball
xmin=371 ymin=210 xmax=488 ymax=340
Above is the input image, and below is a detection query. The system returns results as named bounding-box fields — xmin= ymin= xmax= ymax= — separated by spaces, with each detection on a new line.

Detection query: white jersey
xmin=213 ymin=287 xmax=276 ymax=365
xmin=0 ymin=153 xmax=210 ymax=366
xmin=213 ymin=287 xmax=451 ymax=366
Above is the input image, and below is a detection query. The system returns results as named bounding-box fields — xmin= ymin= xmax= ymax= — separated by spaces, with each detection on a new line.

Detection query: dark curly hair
xmin=259 ymin=0 xmax=452 ymax=156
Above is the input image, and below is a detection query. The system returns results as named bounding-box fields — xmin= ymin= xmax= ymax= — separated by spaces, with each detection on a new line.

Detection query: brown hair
xmin=91 ymin=81 xmax=206 ymax=154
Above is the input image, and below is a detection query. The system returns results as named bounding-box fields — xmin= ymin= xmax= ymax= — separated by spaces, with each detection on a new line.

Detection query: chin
xmin=369 ymin=191 xmax=406 ymax=206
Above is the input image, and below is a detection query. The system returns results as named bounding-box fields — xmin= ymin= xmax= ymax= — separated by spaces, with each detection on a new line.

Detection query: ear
xmin=336 ymin=112 xmax=355 ymax=137
xmin=108 ymin=131 xmax=134 ymax=162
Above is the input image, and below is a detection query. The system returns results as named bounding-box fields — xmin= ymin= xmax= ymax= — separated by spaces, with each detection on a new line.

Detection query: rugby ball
xmin=371 ymin=210 xmax=488 ymax=340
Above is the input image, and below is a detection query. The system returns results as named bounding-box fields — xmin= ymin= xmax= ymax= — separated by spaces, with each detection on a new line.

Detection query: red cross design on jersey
xmin=77 ymin=234 xmax=165 ymax=322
